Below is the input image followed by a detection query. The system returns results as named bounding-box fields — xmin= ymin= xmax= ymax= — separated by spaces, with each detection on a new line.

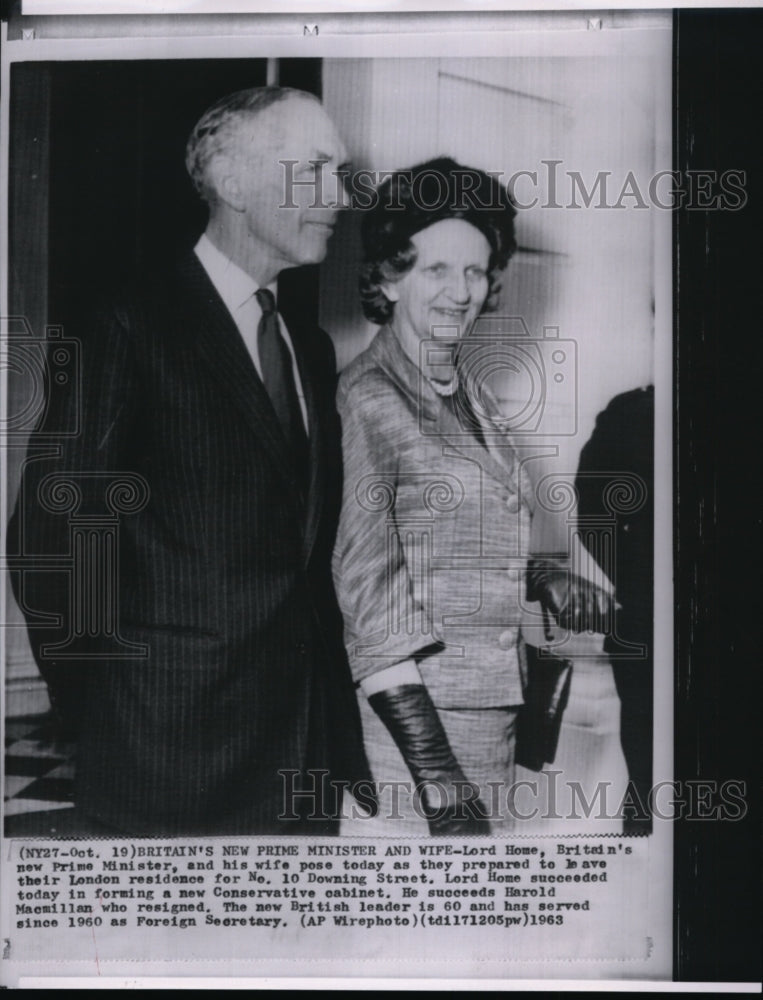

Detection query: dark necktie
xmin=255 ymin=288 xmax=310 ymax=480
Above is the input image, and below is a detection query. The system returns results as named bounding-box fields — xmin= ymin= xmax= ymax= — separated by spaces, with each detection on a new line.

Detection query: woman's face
xmin=384 ymin=218 xmax=492 ymax=382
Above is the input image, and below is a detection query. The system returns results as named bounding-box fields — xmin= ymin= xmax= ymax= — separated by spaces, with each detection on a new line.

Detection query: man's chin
xmin=280 ymin=250 xmax=329 ymax=272
xmin=294 ymin=244 xmax=331 ymax=267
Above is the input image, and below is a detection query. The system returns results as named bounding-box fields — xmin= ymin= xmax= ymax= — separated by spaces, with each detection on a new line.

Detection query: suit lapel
xmin=290 ymin=334 xmax=327 ymax=564
xmin=175 ymin=253 xmax=304 ymax=497
xmin=432 ymin=395 xmax=521 ymax=490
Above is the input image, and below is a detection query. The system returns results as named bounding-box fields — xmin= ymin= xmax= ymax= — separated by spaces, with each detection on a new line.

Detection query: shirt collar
xmin=194 ymin=233 xmax=277 ymax=314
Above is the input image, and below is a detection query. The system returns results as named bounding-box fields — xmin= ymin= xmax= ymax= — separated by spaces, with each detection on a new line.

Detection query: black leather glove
xmin=368 ymin=684 xmax=490 ymax=835
xmin=526 ymin=557 xmax=615 ymax=640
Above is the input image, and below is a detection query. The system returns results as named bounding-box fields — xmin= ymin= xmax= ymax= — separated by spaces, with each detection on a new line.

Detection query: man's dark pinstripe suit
xmin=8 ymin=252 xmax=372 ymax=835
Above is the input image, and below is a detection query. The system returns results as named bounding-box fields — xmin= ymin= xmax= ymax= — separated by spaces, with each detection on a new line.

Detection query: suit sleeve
xmin=332 ymin=372 xmax=441 ymax=684
xmin=6 ymin=302 xmax=138 ymax=728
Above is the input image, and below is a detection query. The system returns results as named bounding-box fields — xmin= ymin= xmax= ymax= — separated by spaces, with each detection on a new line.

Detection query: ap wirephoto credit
xmin=1 ymin=3 xmax=759 ymax=991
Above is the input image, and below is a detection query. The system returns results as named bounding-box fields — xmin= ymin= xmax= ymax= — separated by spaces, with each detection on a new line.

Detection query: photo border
xmin=0 ymin=1 xmax=759 ymax=989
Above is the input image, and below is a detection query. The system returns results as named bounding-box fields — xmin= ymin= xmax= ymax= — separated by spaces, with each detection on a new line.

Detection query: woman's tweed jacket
xmin=333 ymin=325 xmax=533 ymax=710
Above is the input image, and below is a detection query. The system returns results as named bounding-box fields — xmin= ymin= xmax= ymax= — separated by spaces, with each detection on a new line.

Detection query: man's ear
xmin=207 ymin=155 xmax=246 ymax=212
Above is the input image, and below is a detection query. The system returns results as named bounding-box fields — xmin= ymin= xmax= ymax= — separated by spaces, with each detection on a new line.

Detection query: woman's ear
xmin=380 ymin=281 xmax=400 ymax=304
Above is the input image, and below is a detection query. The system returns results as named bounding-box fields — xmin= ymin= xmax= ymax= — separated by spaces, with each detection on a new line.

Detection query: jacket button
xmin=505 ymin=494 xmax=520 ymax=513
xmin=296 ymin=642 xmax=307 ymax=655
xmin=498 ymin=629 xmax=515 ymax=650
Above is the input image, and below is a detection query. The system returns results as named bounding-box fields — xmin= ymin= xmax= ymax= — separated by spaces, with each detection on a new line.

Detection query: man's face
xmin=228 ymin=97 xmax=349 ymax=278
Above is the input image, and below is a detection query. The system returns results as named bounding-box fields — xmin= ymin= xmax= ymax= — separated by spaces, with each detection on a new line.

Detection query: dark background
xmin=11 ymin=57 xmax=321 ymax=324
xmin=47 ymin=59 xmax=268 ymax=314
xmin=674 ymin=8 xmax=761 ymax=984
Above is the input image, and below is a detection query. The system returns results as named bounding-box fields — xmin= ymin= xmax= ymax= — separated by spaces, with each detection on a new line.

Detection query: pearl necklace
xmin=425 ymin=373 xmax=459 ymax=397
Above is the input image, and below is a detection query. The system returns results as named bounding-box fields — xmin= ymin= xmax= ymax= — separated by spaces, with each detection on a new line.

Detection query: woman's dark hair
xmin=359 ymin=157 xmax=517 ymax=325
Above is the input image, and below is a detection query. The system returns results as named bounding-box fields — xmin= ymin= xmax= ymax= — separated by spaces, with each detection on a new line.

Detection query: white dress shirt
xmin=194 ymin=234 xmax=308 ymax=431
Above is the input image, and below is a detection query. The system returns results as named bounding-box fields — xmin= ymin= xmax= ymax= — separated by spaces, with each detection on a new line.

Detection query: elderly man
xmin=9 ymin=86 xmax=372 ymax=835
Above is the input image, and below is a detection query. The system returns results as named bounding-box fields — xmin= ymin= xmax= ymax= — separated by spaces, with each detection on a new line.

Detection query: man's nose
xmin=325 ymin=167 xmax=351 ymax=212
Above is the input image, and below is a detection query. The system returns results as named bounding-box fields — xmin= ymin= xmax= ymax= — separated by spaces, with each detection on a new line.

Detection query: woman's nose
xmin=447 ymin=272 xmax=470 ymax=303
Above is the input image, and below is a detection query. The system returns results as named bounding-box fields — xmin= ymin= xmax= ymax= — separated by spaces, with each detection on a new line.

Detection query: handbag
xmin=515 ymin=644 xmax=573 ymax=772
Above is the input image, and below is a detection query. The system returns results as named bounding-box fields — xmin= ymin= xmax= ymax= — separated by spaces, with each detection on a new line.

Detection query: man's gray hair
xmin=185 ymin=86 xmax=319 ymax=204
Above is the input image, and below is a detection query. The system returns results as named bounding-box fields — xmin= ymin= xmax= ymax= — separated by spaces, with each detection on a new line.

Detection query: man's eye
xmin=467 ymin=267 xmax=487 ymax=279
xmin=425 ymin=264 xmax=447 ymax=276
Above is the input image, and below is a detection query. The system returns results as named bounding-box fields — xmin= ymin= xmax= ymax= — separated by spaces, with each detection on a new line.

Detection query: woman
xmin=332 ymin=158 xmax=531 ymax=834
